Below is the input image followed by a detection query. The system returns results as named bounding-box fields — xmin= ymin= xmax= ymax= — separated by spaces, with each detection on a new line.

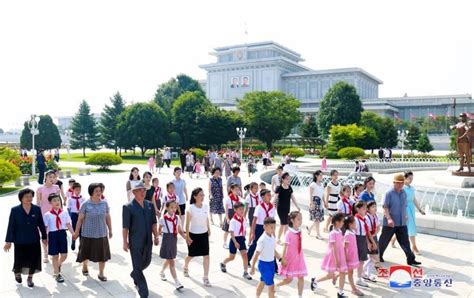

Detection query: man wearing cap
xmin=378 ymin=173 xmax=421 ymax=266
xmin=122 ymin=182 xmax=159 ymax=297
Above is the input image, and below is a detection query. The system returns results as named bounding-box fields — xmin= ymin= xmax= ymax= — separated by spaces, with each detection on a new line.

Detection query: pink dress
xmin=321 ymin=158 xmax=327 ymax=171
xmin=279 ymin=228 xmax=307 ymax=278
xmin=321 ymin=229 xmax=347 ymax=273
xmin=344 ymin=230 xmax=359 ymax=270
xmin=37 ymin=184 xmax=60 ymax=216
xmin=194 ymin=163 xmax=201 ymax=173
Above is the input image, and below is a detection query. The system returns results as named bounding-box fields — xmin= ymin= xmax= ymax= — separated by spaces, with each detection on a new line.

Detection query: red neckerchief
xmin=153 ymin=187 xmax=161 ymax=202
xmin=341 ymin=195 xmax=352 ymax=215
xmin=355 ymin=214 xmax=369 ymax=235
xmin=249 ymin=192 xmax=259 ymax=207
xmin=229 ymin=193 xmax=239 ymax=203
xmin=260 ymin=201 xmax=273 ymax=217
xmin=71 ymin=195 xmax=82 ymax=210
xmin=50 ymin=208 xmax=62 ymax=230
xmin=67 ymin=188 xmax=73 ymax=194
xmin=164 ymin=213 xmax=178 ymax=235
xmin=100 ymin=195 xmax=105 ymax=200
xmin=233 ymin=214 xmax=245 ymax=235
xmin=167 ymin=192 xmax=176 ymax=201
xmin=369 ymin=214 xmax=377 ymax=235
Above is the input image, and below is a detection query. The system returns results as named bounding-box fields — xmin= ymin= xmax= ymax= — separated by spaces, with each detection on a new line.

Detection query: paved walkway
xmin=0 ymin=162 xmax=472 ymax=297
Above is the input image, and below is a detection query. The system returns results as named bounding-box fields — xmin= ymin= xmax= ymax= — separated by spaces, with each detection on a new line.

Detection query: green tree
xmin=417 ymin=131 xmax=434 ymax=153
xmin=300 ymin=114 xmax=319 ymax=138
xmin=329 ymin=124 xmax=377 ymax=151
xmin=379 ymin=117 xmax=398 ymax=148
xmin=406 ymin=124 xmax=421 ymax=152
xmin=196 ymin=107 xmax=241 ymax=148
xmin=70 ymin=100 xmax=99 ymax=157
xmin=318 ymin=81 xmax=363 ymax=136
xmin=20 ymin=115 xmax=62 ymax=150
xmin=171 ymin=91 xmax=211 ymax=148
xmin=154 ymin=74 xmax=204 ymax=114
xmin=0 ymin=160 xmax=21 ymax=187
xmin=360 ymin=111 xmax=384 ymax=149
xmin=117 ymin=102 xmax=169 ymax=156
xmin=99 ymin=92 xmax=126 ymax=154
xmin=238 ymin=91 xmax=301 ymax=149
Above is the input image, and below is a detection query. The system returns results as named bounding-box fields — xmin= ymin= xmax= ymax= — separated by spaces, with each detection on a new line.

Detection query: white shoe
xmin=175 ymin=281 xmax=184 ymax=290
xmin=160 ymin=272 xmax=166 ymax=281
xmin=43 ymin=256 xmax=49 ymax=263
xmin=356 ymin=278 xmax=369 ymax=288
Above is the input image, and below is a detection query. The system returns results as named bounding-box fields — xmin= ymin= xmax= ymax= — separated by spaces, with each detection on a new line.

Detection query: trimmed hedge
xmin=0 ymin=160 xmax=21 ymax=187
xmin=192 ymin=148 xmax=206 ymax=160
xmin=279 ymin=148 xmax=305 ymax=160
xmin=85 ymin=153 xmax=123 ymax=170
xmin=337 ymin=147 xmax=365 ymax=160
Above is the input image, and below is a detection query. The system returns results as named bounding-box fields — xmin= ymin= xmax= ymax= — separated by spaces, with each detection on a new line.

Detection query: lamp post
xmin=236 ymin=127 xmax=247 ymax=161
xmin=28 ymin=115 xmax=40 ymax=176
xmin=65 ymin=129 xmax=71 ymax=160
xmin=398 ymin=130 xmax=409 ymax=162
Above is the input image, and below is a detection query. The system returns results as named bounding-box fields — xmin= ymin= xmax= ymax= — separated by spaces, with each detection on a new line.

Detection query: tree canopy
xmin=318 ymin=81 xmax=363 ymax=136
xmin=154 ymin=74 xmax=204 ymax=114
xmin=70 ymin=100 xmax=99 ymax=157
xmin=196 ymin=107 xmax=242 ymax=148
xmin=300 ymin=114 xmax=319 ymax=138
xmin=417 ymin=131 xmax=434 ymax=153
xmin=99 ymin=92 xmax=126 ymax=154
xmin=238 ymin=91 xmax=301 ymax=149
xmin=406 ymin=123 xmax=421 ymax=152
xmin=329 ymin=124 xmax=377 ymax=151
xmin=20 ymin=115 xmax=62 ymax=150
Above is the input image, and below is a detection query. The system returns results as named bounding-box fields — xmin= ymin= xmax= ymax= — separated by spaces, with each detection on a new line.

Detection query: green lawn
xmin=59 ymin=166 xmax=127 ymax=175
xmin=0 ymin=187 xmax=21 ymax=196
xmin=63 ymin=152 xmax=180 ymax=166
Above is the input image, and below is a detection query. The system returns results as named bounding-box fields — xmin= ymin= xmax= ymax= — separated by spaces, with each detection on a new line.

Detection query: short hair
xmin=340 ymin=185 xmax=351 ymax=195
xmin=353 ymin=183 xmax=364 ymax=195
xmin=232 ymin=166 xmax=240 ymax=173
xmin=68 ymin=179 xmax=76 ymax=184
xmin=143 ymin=171 xmax=152 ymax=179
xmin=88 ymin=183 xmax=103 ymax=196
xmin=332 ymin=212 xmax=345 ymax=225
xmin=367 ymin=201 xmax=377 ymax=210
xmin=263 ymin=217 xmax=276 ymax=225
xmin=166 ymin=182 xmax=175 ymax=190
xmin=165 ymin=200 xmax=178 ymax=209
xmin=152 ymin=177 xmax=159 ymax=184
xmin=18 ymin=188 xmax=34 ymax=202
xmin=404 ymin=171 xmax=413 ymax=178
xmin=211 ymin=167 xmax=221 ymax=174
xmin=330 ymin=169 xmax=338 ymax=177
xmin=276 ymin=166 xmax=284 ymax=171
xmin=281 ymin=172 xmax=290 ymax=180
xmin=233 ymin=202 xmax=244 ymax=210
xmin=98 ymin=182 xmax=105 ymax=190
xmin=259 ymin=182 xmax=266 ymax=187
xmin=287 ymin=211 xmax=301 ymax=228
xmin=173 ymin=167 xmax=182 ymax=174
xmin=364 ymin=176 xmax=376 ymax=187
xmin=47 ymin=193 xmax=60 ymax=202
xmin=249 ymin=182 xmax=258 ymax=189
xmin=72 ymin=182 xmax=81 ymax=189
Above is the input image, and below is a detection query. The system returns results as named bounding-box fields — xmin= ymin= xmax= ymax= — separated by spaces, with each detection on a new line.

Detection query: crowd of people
xmin=3 ymin=151 xmax=426 ymax=298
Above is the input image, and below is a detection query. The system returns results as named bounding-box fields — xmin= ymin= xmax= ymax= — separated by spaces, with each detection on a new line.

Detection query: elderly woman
xmin=4 ymin=188 xmax=47 ymax=288
xmin=73 ymin=183 xmax=112 ymax=281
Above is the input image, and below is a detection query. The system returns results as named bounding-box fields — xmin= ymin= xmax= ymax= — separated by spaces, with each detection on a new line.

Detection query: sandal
xmin=15 ymin=273 xmax=22 ymax=284
xmin=183 ymin=267 xmax=189 ymax=277
xmin=82 ymin=270 xmax=89 ymax=276
xmin=97 ymin=275 xmax=107 ymax=282
xmin=160 ymin=272 xmax=167 ymax=281
xmin=203 ymin=277 xmax=211 ymax=287
xmin=27 ymin=277 xmax=34 ymax=288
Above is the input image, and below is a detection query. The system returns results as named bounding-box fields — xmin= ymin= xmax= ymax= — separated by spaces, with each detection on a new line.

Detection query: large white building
xmin=200 ymin=41 xmax=472 ymax=120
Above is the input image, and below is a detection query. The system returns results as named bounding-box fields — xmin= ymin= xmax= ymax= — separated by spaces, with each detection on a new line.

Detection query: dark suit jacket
xmin=122 ymin=199 xmax=157 ymax=249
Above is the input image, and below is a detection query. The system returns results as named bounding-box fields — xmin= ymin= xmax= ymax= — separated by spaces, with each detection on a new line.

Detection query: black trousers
xmin=37 ymin=168 xmax=45 ymax=185
xmin=130 ymin=244 xmax=152 ymax=298
xmin=164 ymin=159 xmax=171 ymax=168
xmin=378 ymin=225 xmax=415 ymax=263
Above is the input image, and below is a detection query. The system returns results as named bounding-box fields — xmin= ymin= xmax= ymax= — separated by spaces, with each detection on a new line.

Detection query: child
xmin=250 ymin=217 xmax=284 ymax=298
xmin=148 ymin=156 xmax=155 ymax=173
xmin=337 ymin=185 xmax=355 ymax=217
xmin=222 ymin=184 xmax=241 ymax=249
xmin=159 ymin=201 xmax=187 ymax=290
xmin=352 ymin=183 xmax=365 ymax=201
xmin=259 ymin=182 xmax=267 ymax=191
xmin=321 ymin=156 xmax=327 ymax=171
xmin=276 ymin=211 xmax=307 ymax=298
xmin=311 ymin=212 xmax=347 ymax=298
xmin=193 ymin=160 xmax=202 ymax=179
xmin=245 ymin=182 xmax=260 ymax=224
xmin=247 ymin=189 xmax=276 ymax=267
xmin=220 ymin=202 xmax=252 ymax=280
xmin=162 ymin=182 xmax=181 ymax=217
xmin=353 ymin=201 xmax=377 ymax=287
xmin=152 ymin=178 xmax=163 ymax=217
xmin=344 ymin=216 xmax=364 ymax=296
xmin=65 ymin=179 xmax=76 ymax=206
xmin=43 ymin=193 xmax=74 ymax=282
xmin=324 ymin=170 xmax=341 ymax=233
xmin=364 ymin=201 xmax=380 ymax=280
xmin=68 ymin=182 xmax=84 ymax=251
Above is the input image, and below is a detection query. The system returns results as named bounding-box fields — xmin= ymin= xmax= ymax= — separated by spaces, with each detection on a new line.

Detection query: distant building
xmin=55 ymin=114 xmax=101 ymax=131
xmin=199 ymin=41 xmax=473 ymax=120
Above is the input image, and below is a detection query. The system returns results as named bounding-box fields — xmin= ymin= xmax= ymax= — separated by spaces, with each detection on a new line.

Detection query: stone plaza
xmin=0 ymin=159 xmax=472 ymax=297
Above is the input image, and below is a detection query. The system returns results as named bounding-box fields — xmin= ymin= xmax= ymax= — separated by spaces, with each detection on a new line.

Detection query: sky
xmin=0 ymin=0 xmax=473 ymax=131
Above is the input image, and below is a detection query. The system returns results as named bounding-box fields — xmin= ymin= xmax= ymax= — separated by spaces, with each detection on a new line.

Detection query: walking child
xmin=245 ymin=182 xmax=261 ymax=224
xmin=193 ymin=160 xmax=202 ymax=179
xmin=324 ymin=170 xmax=341 ymax=232
xmin=344 ymin=216 xmax=365 ymax=296
xmin=337 ymin=185 xmax=355 ymax=217
xmin=220 ymin=202 xmax=253 ymax=280
xmin=65 ymin=179 xmax=75 ymax=206
xmin=162 ymin=182 xmax=181 ymax=217
xmin=352 ymin=183 xmax=365 ymax=201
xmin=68 ymin=182 xmax=84 ymax=251
xmin=222 ymin=184 xmax=241 ymax=249
xmin=247 ymin=189 xmax=276 ymax=264
xmin=44 ymin=193 xmax=74 ymax=282
xmin=152 ymin=178 xmax=163 ymax=218
xmin=364 ymin=201 xmax=380 ymax=279
xmin=311 ymin=212 xmax=348 ymax=298
xmin=259 ymin=182 xmax=267 ymax=191
xmin=159 ymin=201 xmax=187 ymax=290
xmin=354 ymin=201 xmax=377 ymax=287
xmin=276 ymin=211 xmax=307 ymax=298
xmin=250 ymin=217 xmax=284 ymax=298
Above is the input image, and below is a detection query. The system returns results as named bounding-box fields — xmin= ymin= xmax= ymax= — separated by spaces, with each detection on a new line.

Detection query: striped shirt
xmin=326 ymin=181 xmax=341 ymax=212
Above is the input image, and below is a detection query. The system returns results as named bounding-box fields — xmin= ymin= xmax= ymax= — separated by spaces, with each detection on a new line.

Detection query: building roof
xmin=282 ymin=67 xmax=383 ymax=84
xmin=378 ymin=93 xmax=472 ymax=101
xmin=213 ymin=40 xmax=302 ymax=58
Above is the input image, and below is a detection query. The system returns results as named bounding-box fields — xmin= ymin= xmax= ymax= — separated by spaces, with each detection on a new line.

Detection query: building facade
xmin=200 ymin=41 xmax=472 ymax=120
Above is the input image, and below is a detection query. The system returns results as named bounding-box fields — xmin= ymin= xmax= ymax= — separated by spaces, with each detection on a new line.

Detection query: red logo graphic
xmin=378 ymin=267 xmax=389 ymax=278
xmin=412 ymin=267 xmax=424 ymax=278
